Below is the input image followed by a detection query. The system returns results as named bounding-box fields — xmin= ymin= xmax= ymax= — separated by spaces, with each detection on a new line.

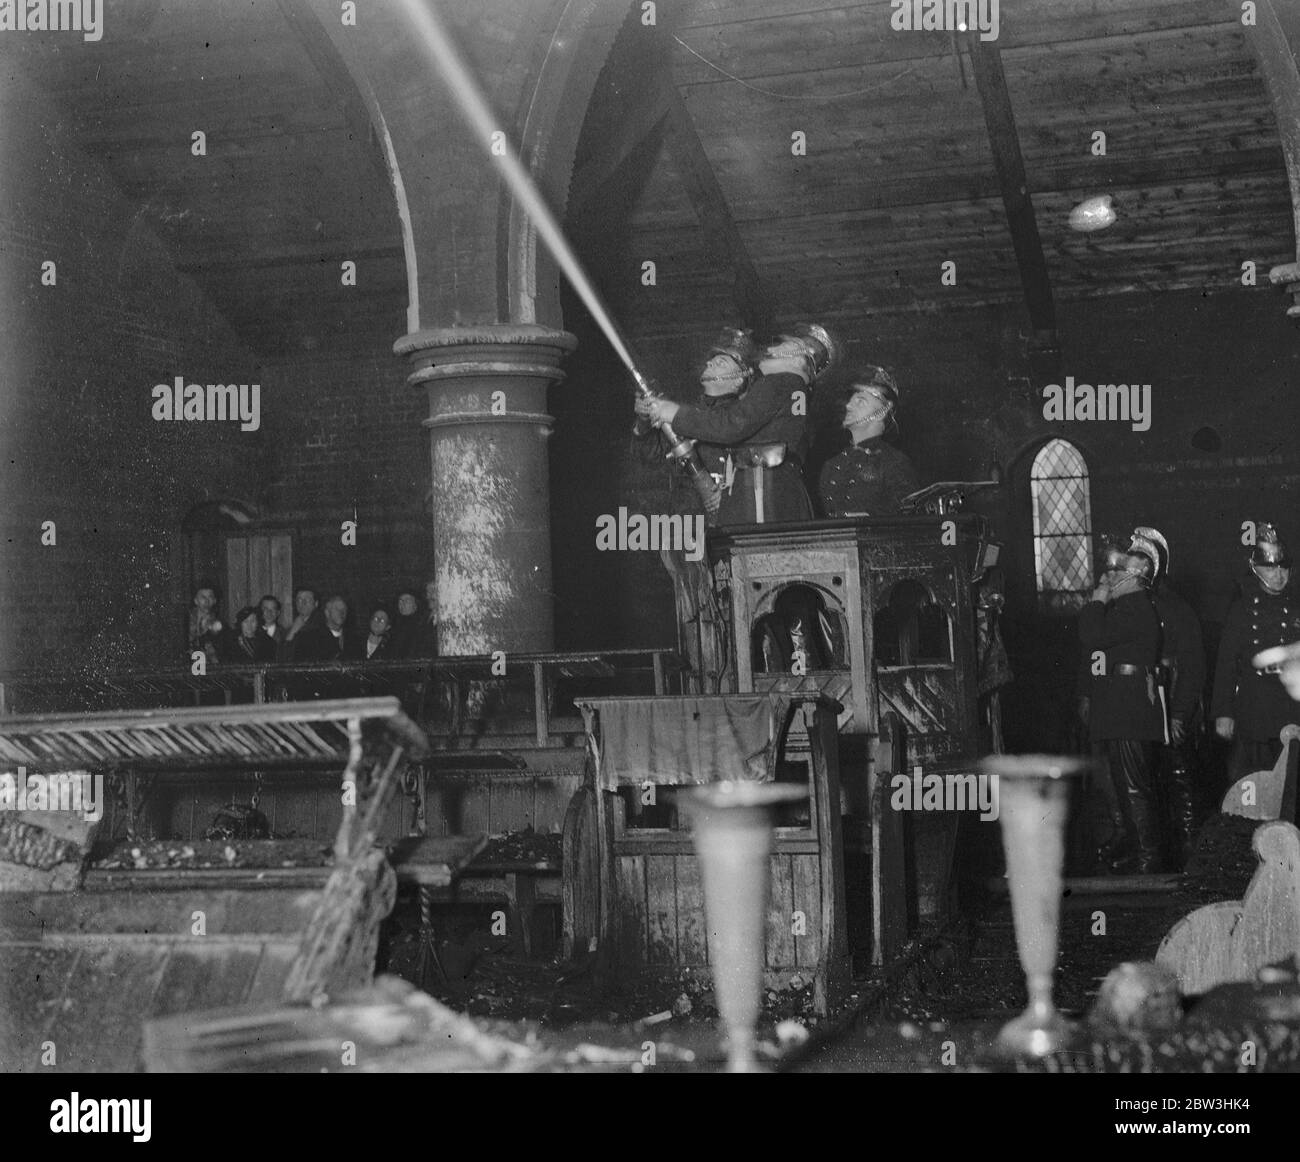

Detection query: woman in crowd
xmin=221 ymin=605 xmax=276 ymax=664
xmin=363 ymin=607 xmax=393 ymax=661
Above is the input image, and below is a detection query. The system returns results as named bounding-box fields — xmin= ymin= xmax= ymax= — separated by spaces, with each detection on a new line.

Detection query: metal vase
xmin=980 ymin=754 xmax=1089 ymax=1058
xmin=682 ymin=781 xmax=806 ymax=1073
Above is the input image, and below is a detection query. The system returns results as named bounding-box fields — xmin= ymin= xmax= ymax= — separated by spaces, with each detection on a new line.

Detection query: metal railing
xmin=0 ymin=649 xmax=682 ymax=749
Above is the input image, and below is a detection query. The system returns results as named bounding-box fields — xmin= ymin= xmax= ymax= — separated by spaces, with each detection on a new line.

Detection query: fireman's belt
xmin=728 ymin=444 xmax=791 ymax=468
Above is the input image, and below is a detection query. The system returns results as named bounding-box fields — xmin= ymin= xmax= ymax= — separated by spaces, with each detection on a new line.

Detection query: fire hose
xmin=398 ymin=0 xmax=721 ymax=522
xmin=630 ymin=370 xmax=723 ymax=520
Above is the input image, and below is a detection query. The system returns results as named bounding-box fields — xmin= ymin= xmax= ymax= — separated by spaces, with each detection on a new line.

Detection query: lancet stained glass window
xmin=1030 ymin=439 xmax=1093 ymax=605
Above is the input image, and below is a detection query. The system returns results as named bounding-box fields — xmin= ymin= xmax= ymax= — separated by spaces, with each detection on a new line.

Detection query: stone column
xmin=395 ymin=324 xmax=577 ymax=654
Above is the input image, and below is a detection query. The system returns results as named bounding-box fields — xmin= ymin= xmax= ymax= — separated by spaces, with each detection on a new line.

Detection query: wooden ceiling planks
xmin=676 ymin=0 xmax=1234 ymax=61
xmin=591 ymin=0 xmax=1292 ymax=333
xmin=2 ymin=0 xmax=400 ymax=356
xmin=4 ymin=0 xmax=1290 ymax=350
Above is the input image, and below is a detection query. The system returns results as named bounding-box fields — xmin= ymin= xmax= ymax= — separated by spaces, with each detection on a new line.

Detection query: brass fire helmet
xmin=766 ymin=322 xmax=842 ymax=383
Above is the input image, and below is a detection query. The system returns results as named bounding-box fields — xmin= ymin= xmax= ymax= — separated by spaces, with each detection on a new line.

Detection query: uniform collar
xmin=852 ymin=435 xmax=887 ymax=451
xmin=1110 ymin=587 xmax=1150 ymax=604
xmin=1253 ymin=582 xmax=1291 ymax=598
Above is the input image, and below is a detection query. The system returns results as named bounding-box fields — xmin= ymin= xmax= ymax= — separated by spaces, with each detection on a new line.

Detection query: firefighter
xmin=1133 ymin=527 xmax=1206 ymax=868
xmin=635 ymin=323 xmax=838 ymax=526
xmin=1211 ymin=522 xmax=1300 ymax=783
xmin=688 ymin=326 xmax=759 ymax=499
xmin=818 ymin=365 xmax=920 ymax=517
xmin=1079 ymin=530 xmax=1167 ymax=873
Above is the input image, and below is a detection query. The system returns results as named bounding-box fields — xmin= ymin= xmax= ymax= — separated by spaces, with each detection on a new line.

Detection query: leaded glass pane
xmin=1030 ymin=439 xmax=1093 ymax=597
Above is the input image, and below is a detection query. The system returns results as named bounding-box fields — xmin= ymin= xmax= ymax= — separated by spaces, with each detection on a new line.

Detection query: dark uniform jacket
xmin=670 ymin=371 xmax=813 ymax=525
xmin=818 ymin=436 xmax=920 ymax=518
xmin=1210 ymin=582 xmax=1300 ymax=741
xmin=1078 ymin=590 xmax=1166 ymax=742
xmin=691 ymin=393 xmax=737 ymax=492
xmin=1152 ymin=585 xmax=1205 ymax=722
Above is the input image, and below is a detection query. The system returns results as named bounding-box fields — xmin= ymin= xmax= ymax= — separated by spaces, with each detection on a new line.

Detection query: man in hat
xmin=636 ymin=323 xmax=836 ymax=525
xmin=670 ymin=326 xmax=759 ymax=501
xmin=1132 ymin=527 xmax=1206 ymax=868
xmin=1078 ymin=531 xmax=1167 ymax=873
xmin=1211 ymin=523 xmax=1300 ymax=782
xmin=818 ymin=365 xmax=920 ymax=517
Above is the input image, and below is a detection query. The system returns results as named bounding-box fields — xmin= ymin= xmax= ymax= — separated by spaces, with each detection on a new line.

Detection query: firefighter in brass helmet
xmin=636 ymin=322 xmax=838 ymax=525
xmin=686 ymin=326 xmax=759 ymax=497
xmin=1078 ymin=530 xmax=1166 ymax=873
xmin=1212 ymin=522 xmax=1300 ymax=783
xmin=1132 ymin=526 xmax=1206 ymax=868
xmin=818 ymin=365 xmax=920 ymax=517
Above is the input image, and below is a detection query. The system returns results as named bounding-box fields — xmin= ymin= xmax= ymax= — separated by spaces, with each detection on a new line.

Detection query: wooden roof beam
xmin=967 ymin=33 xmax=1058 ymax=353
xmin=566 ymin=2 xmax=693 ymax=224
xmin=663 ymin=86 xmax=774 ymax=334
xmin=1242 ymin=0 xmax=1300 ymax=317
xmin=566 ymin=79 xmax=674 ymax=220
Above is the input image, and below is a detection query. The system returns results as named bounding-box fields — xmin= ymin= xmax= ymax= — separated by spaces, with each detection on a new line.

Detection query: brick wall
xmin=257 ymin=339 xmax=435 ymax=626
xmin=0 ymin=74 xmax=267 ymax=673
xmin=0 ymin=56 xmax=440 ymax=673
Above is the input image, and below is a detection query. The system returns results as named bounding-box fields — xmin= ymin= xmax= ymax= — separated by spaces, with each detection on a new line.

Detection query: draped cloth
xmin=575 ymin=695 xmax=794 ymax=790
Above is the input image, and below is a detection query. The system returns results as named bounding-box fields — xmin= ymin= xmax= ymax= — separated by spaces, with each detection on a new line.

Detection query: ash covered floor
xmin=369 ymin=815 xmax=1282 ymax=1071
xmin=374 ymin=878 xmax=1193 ymax=1070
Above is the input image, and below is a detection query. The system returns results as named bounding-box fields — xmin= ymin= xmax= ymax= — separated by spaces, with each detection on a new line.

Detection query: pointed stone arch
xmin=300 ymin=0 xmax=635 ymax=651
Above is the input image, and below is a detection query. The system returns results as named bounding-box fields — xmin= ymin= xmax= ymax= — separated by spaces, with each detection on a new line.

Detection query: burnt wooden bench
xmin=0 ymin=697 xmax=462 ymax=1070
xmin=409 ymin=832 xmax=565 ymax=957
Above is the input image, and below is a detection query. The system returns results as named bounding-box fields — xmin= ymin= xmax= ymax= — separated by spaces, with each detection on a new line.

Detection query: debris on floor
xmin=93 ymin=837 xmax=333 ymax=870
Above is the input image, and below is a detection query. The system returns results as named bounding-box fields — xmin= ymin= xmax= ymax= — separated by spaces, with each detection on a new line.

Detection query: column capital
xmin=396 ymin=324 xmax=578 ymax=394
xmin=395 ymin=323 xmax=577 ymax=363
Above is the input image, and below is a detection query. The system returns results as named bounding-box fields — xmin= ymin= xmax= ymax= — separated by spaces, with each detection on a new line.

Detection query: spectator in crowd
xmin=221 ymin=605 xmax=276 ymax=664
xmin=388 ymin=588 xmax=421 ymax=658
xmin=409 ymin=579 xmax=440 ymax=658
xmin=364 ymin=607 xmax=393 ymax=661
xmin=291 ymin=594 xmax=362 ymax=699
xmin=188 ymin=582 xmax=224 ymax=665
xmin=258 ymin=595 xmax=286 ymax=659
xmin=284 ymin=587 xmax=323 ymax=661
xmin=296 ymin=594 xmax=360 ymax=662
